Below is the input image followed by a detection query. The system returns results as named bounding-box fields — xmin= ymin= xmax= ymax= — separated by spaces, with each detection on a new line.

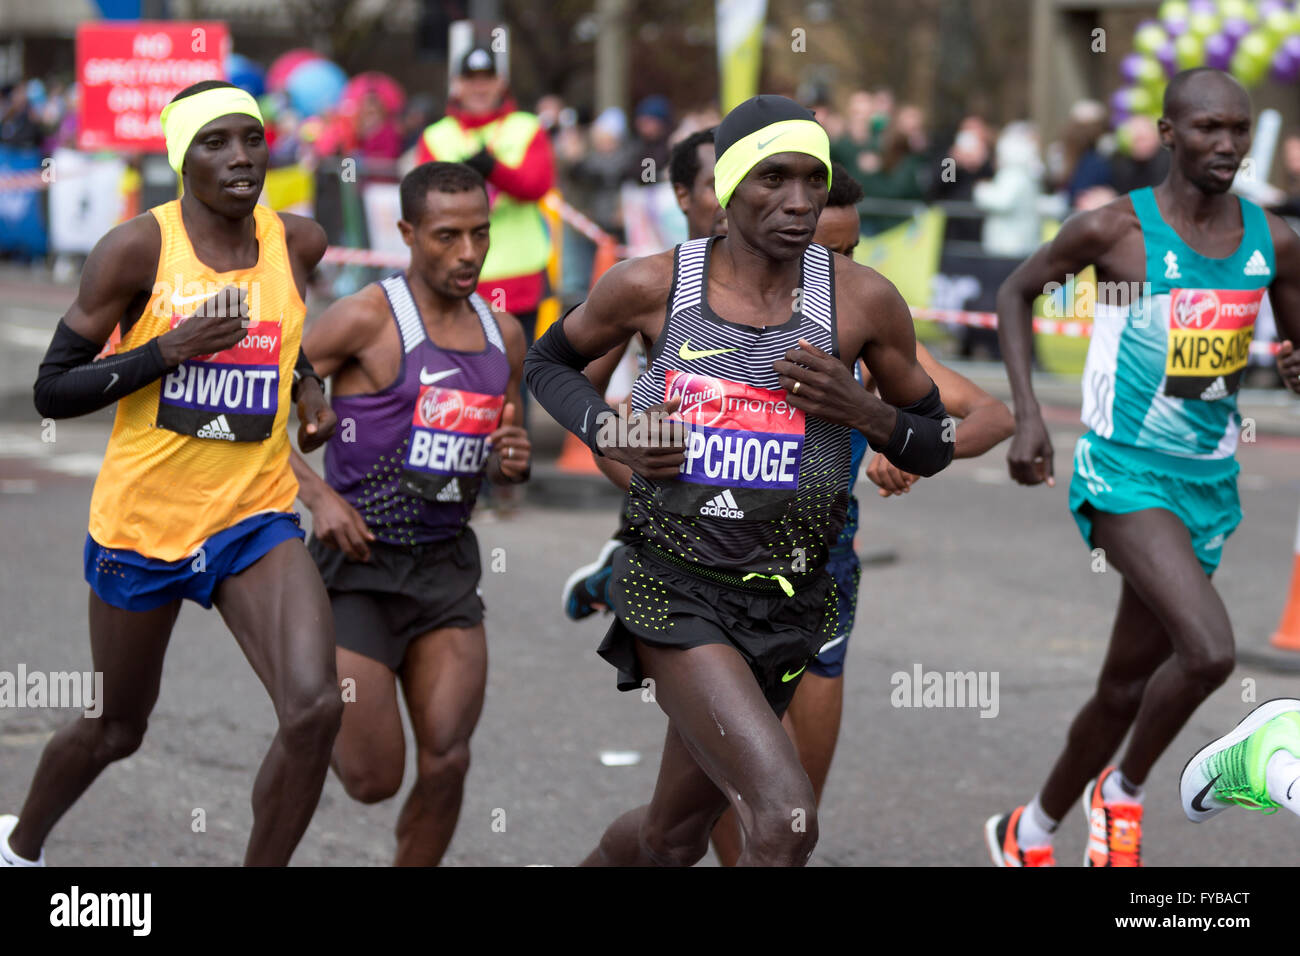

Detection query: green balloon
xmin=1137 ymin=56 xmax=1166 ymax=87
xmin=1174 ymin=33 xmax=1205 ymax=69
xmin=1231 ymin=47 xmax=1266 ymax=86
xmin=1187 ymin=11 xmax=1220 ymax=38
xmin=1219 ymin=0 xmax=1252 ymax=24
xmin=1135 ymin=24 xmax=1168 ymax=56
xmin=1264 ymin=10 xmax=1295 ymax=40
xmin=1238 ymin=31 xmax=1271 ymax=61
xmin=1129 ymin=87 xmax=1154 ymax=114
xmin=1158 ymin=0 xmax=1189 ymax=23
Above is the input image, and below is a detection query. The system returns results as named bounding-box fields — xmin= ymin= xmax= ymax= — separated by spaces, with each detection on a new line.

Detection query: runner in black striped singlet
xmin=526 ymin=96 xmax=954 ymax=867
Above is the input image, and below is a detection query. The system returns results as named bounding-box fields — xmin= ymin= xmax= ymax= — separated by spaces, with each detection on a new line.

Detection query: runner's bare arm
xmin=281 ymin=212 xmax=328 ymax=303
xmin=997 ymin=205 xmax=1126 ymax=421
xmin=776 ymin=265 xmax=952 ymax=477
xmin=289 ymin=449 xmax=375 ymax=560
xmin=34 ymin=215 xmax=248 ymax=418
xmin=526 ymin=254 xmax=675 ymax=461
xmin=280 ymin=213 xmax=336 ymax=451
xmin=997 ymin=203 xmax=1129 ymax=486
xmin=585 ymin=338 xmax=632 ymax=395
xmin=300 ymin=286 xmax=393 ymax=384
xmin=487 ymin=312 xmax=531 ymax=483
xmin=915 ymin=342 xmax=1015 ymax=458
xmin=867 ymin=342 xmax=1015 ymax=496
xmin=1266 ymin=213 xmax=1300 ymax=396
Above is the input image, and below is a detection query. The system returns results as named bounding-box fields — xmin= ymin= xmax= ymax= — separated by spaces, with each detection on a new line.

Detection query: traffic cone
xmin=1270 ymin=507 xmax=1300 ymax=653
xmin=590 ymin=237 xmax=619 ymax=290
xmin=556 ymin=432 xmax=601 ymax=475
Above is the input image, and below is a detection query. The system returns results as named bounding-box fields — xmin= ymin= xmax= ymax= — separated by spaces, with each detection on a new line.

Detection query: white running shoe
xmin=0 ymin=814 xmax=45 ymax=867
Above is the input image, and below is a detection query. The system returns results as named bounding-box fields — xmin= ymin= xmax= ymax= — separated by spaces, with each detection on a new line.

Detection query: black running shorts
xmin=308 ymin=528 xmax=484 ymax=671
xmin=598 ymin=545 xmax=838 ymax=715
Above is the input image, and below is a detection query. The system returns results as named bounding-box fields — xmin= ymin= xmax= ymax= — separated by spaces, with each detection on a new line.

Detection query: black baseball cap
xmin=458 ymin=47 xmax=496 ymax=77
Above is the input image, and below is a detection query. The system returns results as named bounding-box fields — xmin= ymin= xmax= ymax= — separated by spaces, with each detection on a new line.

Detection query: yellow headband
xmin=160 ymin=87 xmax=264 ymax=176
xmin=713 ymin=119 xmax=831 ymax=208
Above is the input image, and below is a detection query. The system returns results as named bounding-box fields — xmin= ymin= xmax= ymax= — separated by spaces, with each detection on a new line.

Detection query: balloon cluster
xmin=1113 ymin=0 xmax=1300 ymax=125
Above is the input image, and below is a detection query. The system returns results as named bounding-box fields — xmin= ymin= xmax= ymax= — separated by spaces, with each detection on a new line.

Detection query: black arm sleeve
xmin=291 ymin=346 xmax=324 ymax=402
xmin=868 ymin=382 xmax=954 ymax=478
xmin=33 ymin=320 xmax=172 ymax=419
xmin=524 ymin=313 xmax=617 ymax=455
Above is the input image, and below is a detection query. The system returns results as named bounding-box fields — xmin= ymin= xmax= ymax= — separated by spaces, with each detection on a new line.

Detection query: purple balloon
xmin=1110 ymin=89 xmax=1132 ymax=115
xmin=1121 ymin=52 xmax=1145 ymax=83
xmin=1260 ymin=0 xmax=1287 ymax=19
xmin=1158 ymin=41 xmax=1180 ymax=76
xmin=1187 ymin=0 xmax=1215 ymax=13
xmin=1222 ymin=17 xmax=1252 ymax=42
xmin=1205 ymin=33 xmax=1235 ymax=71
xmin=1283 ymin=34 xmax=1300 ymax=60
xmin=1272 ymin=50 xmax=1300 ymax=84
xmin=1162 ymin=17 xmax=1188 ymax=37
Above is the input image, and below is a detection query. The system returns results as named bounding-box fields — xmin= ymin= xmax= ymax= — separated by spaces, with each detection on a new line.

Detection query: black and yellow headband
xmin=713 ymin=95 xmax=831 ymax=208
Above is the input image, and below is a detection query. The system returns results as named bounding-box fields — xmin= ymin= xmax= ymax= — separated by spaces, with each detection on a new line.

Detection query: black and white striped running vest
xmin=624 ymin=235 xmax=851 ymax=582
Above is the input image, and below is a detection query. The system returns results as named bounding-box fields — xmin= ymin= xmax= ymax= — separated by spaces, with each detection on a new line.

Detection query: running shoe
xmin=984 ymin=806 xmax=1056 ymax=867
xmin=561 ymin=538 xmax=621 ymax=620
xmin=1180 ymin=698 xmax=1300 ymax=823
xmin=1083 ymin=767 xmax=1142 ymax=867
xmin=0 ymin=814 xmax=45 ymax=867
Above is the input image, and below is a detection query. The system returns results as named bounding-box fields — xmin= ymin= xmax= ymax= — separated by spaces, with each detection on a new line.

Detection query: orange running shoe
xmin=1083 ymin=767 xmax=1143 ymax=867
xmin=984 ymin=806 xmax=1056 ymax=867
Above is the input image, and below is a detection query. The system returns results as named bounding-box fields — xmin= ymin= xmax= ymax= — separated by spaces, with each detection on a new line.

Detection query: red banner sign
xmin=77 ymin=21 xmax=230 ymax=153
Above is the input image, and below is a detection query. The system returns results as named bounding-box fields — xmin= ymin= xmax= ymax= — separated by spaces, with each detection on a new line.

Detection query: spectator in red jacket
xmin=413 ymin=47 xmax=555 ymax=343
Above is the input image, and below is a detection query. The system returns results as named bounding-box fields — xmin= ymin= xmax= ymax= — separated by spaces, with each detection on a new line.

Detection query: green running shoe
xmin=1180 ymin=698 xmax=1300 ymax=823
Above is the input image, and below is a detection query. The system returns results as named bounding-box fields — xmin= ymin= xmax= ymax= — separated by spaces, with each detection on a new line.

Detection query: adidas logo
xmin=1200 ymin=376 xmax=1229 ymax=401
xmin=1244 ymin=249 xmax=1270 ymax=276
xmin=436 ymin=478 xmax=462 ymax=502
xmin=196 ymin=414 xmax=237 ymax=441
xmin=700 ymin=488 xmax=744 ymax=519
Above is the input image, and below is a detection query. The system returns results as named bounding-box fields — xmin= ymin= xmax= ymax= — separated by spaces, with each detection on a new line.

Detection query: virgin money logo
xmin=421 ymin=388 xmax=463 ymax=429
xmin=1173 ymin=290 xmax=1220 ymax=330
xmin=667 ymin=373 xmax=726 ymax=426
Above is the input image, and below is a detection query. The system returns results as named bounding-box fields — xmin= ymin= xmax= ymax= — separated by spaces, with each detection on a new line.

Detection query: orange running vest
xmin=87 ymin=200 xmax=303 ymax=562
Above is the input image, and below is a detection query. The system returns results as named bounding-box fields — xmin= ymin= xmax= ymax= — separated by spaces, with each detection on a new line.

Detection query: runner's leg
xmin=1038 ymin=507 xmax=1231 ymax=818
xmin=786 ymin=673 xmax=842 ymax=803
xmin=213 ymin=538 xmax=343 ymax=866
xmin=1037 ymin=577 xmax=1171 ymax=818
xmin=584 ymin=640 xmax=818 ymax=867
xmin=331 ymin=642 xmax=406 ymax=804
xmin=393 ymin=623 xmax=487 ymax=866
xmin=7 ymin=593 xmax=179 ymax=861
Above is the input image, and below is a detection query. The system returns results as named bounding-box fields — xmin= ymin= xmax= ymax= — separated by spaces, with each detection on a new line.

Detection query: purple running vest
xmin=323 ymin=273 xmax=510 ymax=546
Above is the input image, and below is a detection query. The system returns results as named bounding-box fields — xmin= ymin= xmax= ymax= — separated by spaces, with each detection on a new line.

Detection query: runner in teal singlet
xmin=985 ymin=69 xmax=1300 ymax=868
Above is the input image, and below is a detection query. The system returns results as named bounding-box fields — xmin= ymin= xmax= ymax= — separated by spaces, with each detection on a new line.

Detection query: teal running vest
xmin=1080 ymin=187 xmax=1272 ymax=459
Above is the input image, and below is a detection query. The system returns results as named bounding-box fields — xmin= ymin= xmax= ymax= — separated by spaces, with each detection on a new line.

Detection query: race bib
xmin=655 ymin=371 xmax=804 ymax=521
xmin=1164 ymin=287 xmax=1262 ymax=400
xmin=156 ymin=315 xmax=281 ymax=442
xmin=399 ymin=385 xmax=504 ymax=502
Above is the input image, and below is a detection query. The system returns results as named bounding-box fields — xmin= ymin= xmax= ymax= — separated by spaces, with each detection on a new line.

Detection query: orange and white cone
xmin=1270 ymin=506 xmax=1300 ymax=653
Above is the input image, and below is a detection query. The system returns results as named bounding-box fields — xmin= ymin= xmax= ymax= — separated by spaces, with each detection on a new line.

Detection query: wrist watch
xmin=292 ymin=368 xmax=324 ymax=402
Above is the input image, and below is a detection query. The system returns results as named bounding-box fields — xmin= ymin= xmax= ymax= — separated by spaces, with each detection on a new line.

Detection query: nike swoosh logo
xmin=756 ymin=131 xmax=788 ymax=150
xmin=104 ymin=372 xmax=119 ymax=393
xmin=419 ymin=367 xmax=460 ymax=386
xmin=170 ymin=290 xmax=215 ymax=307
xmin=580 ymin=406 xmax=591 ymax=435
xmin=1289 ymin=776 xmax=1297 ymax=801
xmin=781 ymin=664 xmax=807 ymax=683
xmin=679 ymin=339 xmax=738 ymax=361
xmin=900 ymin=427 xmax=914 ymax=453
xmin=1191 ymin=774 xmax=1221 ymax=813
